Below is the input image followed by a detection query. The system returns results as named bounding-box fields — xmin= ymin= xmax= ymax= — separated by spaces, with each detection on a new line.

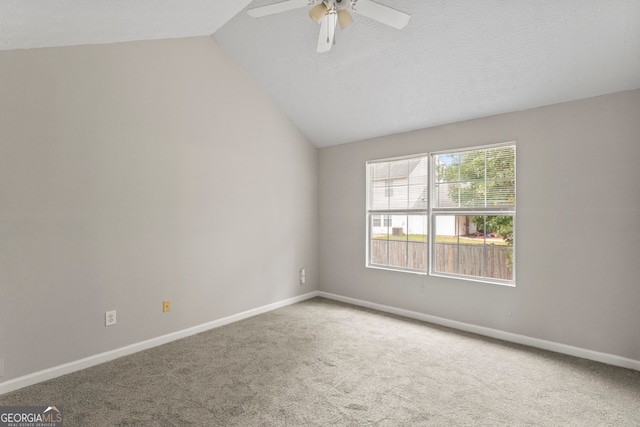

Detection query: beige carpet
xmin=1 ymin=297 xmax=639 ymax=426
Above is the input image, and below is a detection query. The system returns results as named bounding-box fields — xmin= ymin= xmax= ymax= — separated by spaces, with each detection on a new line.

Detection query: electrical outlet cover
xmin=105 ymin=310 xmax=117 ymax=326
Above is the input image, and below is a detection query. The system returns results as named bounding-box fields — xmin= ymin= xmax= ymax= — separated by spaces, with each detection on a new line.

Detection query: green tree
xmin=436 ymin=145 xmax=515 ymax=209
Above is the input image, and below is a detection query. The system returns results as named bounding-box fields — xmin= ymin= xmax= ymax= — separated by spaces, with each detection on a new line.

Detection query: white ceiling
xmin=216 ymin=0 xmax=640 ymax=146
xmin=2 ymin=1 xmax=639 ymax=148
xmin=0 ymin=0 xmax=251 ymax=50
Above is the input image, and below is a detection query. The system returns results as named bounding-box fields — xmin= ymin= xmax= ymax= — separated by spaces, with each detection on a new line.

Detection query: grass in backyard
xmin=372 ymin=234 xmax=508 ymax=246
xmin=372 ymin=234 xmax=428 ymax=242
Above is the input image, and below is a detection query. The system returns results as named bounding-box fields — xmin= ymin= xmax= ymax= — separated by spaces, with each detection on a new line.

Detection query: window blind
xmin=433 ymin=145 xmax=515 ymax=210
xmin=368 ymin=156 xmax=428 ymax=212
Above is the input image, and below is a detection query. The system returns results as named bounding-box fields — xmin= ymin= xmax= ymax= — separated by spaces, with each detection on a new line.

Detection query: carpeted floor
xmin=1 ymin=297 xmax=639 ymax=426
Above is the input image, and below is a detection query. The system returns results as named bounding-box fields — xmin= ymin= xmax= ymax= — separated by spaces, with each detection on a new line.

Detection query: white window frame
xmin=365 ymin=142 xmax=516 ymax=286
xmin=429 ymin=142 xmax=515 ymax=286
xmin=366 ymin=153 xmax=429 ymax=274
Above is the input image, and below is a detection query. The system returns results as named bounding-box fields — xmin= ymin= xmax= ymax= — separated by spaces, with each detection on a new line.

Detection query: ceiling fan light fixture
xmin=309 ymin=3 xmax=329 ymax=24
xmin=337 ymin=9 xmax=353 ymax=29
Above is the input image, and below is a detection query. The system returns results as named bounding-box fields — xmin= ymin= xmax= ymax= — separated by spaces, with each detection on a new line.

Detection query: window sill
xmin=366 ymin=264 xmax=428 ymax=276
xmin=366 ymin=264 xmax=516 ymax=287
xmin=430 ymin=272 xmax=515 ymax=287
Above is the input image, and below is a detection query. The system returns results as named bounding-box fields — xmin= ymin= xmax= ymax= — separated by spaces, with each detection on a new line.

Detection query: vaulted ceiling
xmin=2 ymin=0 xmax=639 ymax=147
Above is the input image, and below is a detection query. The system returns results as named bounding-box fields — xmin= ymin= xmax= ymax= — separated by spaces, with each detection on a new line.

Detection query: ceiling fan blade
xmin=247 ymin=0 xmax=316 ymax=18
xmin=350 ymin=0 xmax=410 ymax=29
xmin=316 ymin=13 xmax=337 ymax=53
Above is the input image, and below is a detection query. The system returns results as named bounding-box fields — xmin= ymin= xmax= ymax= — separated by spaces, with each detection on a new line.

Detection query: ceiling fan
xmin=247 ymin=0 xmax=411 ymax=53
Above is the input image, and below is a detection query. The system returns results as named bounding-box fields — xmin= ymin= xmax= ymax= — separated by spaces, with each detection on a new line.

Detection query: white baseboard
xmin=0 ymin=291 xmax=320 ymax=396
xmin=318 ymin=291 xmax=640 ymax=372
xmin=3 ymin=289 xmax=636 ymax=396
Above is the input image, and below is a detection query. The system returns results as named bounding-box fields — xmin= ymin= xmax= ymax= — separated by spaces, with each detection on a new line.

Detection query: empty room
xmin=1 ymin=0 xmax=639 ymax=425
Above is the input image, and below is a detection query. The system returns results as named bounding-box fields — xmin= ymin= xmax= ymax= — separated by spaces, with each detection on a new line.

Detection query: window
xmin=366 ymin=143 xmax=516 ymax=286
xmin=372 ymin=215 xmax=391 ymax=227
xmin=367 ymin=155 xmax=428 ymax=272
xmin=431 ymin=144 xmax=515 ymax=284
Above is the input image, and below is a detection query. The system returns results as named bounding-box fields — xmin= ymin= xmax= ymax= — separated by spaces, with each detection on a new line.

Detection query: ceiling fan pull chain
xmin=333 ymin=13 xmax=337 ymax=45
xmin=327 ymin=19 xmax=331 ymax=43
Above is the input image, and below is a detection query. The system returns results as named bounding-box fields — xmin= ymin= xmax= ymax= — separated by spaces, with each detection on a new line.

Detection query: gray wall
xmin=0 ymin=37 xmax=318 ymax=382
xmin=318 ymin=89 xmax=640 ymax=361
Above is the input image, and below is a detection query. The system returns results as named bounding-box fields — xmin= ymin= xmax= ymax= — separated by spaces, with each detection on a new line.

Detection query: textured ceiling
xmin=1 ymin=1 xmax=639 ymax=148
xmin=215 ymin=0 xmax=640 ymax=147
xmin=0 ymin=0 xmax=251 ymax=50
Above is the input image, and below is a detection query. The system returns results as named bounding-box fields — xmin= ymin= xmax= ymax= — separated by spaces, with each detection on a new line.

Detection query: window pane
xmin=388 ymin=179 xmax=409 ymax=210
xmin=409 ymin=157 xmax=428 ymax=209
xmin=371 ymin=177 xmax=390 ymax=210
xmin=368 ymin=156 xmax=428 ymax=211
xmin=482 ymin=215 xmax=514 ymax=281
xmin=387 ymin=214 xmax=408 ymax=268
xmin=435 ymin=153 xmax=458 ymax=183
xmin=370 ymin=215 xmax=390 ymax=266
xmin=432 ymin=145 xmax=515 ymax=209
xmin=485 ymin=146 xmax=516 ymax=206
xmin=369 ymin=214 xmax=427 ymax=271
xmin=433 ymin=215 xmax=513 ymax=282
xmin=434 ymin=215 xmax=459 ymax=274
xmin=462 ymin=150 xmax=483 ymax=177
xmin=407 ymin=215 xmax=428 ymax=270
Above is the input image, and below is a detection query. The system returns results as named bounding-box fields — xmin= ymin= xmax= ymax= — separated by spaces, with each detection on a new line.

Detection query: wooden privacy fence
xmin=371 ymin=240 xmax=427 ymax=271
xmin=371 ymin=240 xmax=513 ymax=280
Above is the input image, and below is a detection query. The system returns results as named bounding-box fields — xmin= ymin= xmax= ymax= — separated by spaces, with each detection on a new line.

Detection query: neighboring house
xmin=433 ymin=215 xmax=478 ymax=237
xmin=369 ymin=157 xmax=478 ymax=238
xmin=371 ymin=214 xmax=478 ymax=237
xmin=369 ymin=156 xmax=428 ymax=236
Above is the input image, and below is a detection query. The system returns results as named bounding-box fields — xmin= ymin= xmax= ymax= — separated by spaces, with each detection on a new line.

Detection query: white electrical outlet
xmin=299 ymin=268 xmax=306 ymax=285
xmin=0 ymin=358 xmax=4 ymax=377
xmin=105 ymin=310 xmax=117 ymax=326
